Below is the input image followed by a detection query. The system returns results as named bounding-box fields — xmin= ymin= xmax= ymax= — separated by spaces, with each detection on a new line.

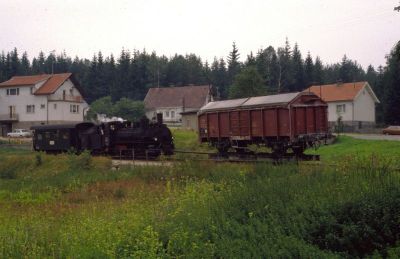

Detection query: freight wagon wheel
xmin=216 ymin=141 xmax=230 ymax=154
xmin=272 ymin=143 xmax=287 ymax=157
xmin=292 ymin=146 xmax=305 ymax=156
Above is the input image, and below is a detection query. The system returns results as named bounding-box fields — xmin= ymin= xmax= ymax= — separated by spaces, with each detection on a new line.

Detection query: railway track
xmin=111 ymin=149 xmax=320 ymax=164
xmin=0 ymin=143 xmax=320 ymax=164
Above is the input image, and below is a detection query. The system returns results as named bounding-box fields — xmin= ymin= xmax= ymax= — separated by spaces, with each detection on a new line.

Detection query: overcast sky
xmin=0 ymin=0 xmax=399 ymax=68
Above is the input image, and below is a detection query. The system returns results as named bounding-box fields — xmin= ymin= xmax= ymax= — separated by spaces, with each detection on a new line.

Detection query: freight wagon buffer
xmin=198 ymin=92 xmax=328 ymax=156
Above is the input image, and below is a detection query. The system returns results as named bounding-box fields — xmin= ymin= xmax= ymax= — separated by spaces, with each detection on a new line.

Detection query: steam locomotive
xmin=31 ymin=115 xmax=174 ymax=158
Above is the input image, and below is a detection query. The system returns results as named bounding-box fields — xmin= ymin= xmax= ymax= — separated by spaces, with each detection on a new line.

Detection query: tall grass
xmin=1 ymin=136 xmax=400 ymax=257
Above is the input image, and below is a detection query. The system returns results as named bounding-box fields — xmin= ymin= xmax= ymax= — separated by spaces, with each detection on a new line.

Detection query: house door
xmin=8 ymin=106 xmax=15 ymax=119
xmin=0 ymin=123 xmax=12 ymax=137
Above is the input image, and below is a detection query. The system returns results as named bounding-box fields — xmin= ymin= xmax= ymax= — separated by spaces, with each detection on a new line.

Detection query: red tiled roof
xmin=305 ymin=82 xmax=367 ymax=102
xmin=0 ymin=73 xmax=75 ymax=95
xmin=34 ymin=73 xmax=72 ymax=95
xmin=0 ymin=74 xmax=50 ymax=87
xmin=144 ymin=85 xmax=211 ymax=110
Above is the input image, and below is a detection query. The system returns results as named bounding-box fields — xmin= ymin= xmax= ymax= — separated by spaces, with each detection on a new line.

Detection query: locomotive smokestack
xmin=157 ymin=113 xmax=163 ymax=125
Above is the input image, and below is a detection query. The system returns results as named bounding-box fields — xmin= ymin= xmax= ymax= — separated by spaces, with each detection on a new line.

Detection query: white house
xmin=0 ymin=73 xmax=88 ymax=136
xmin=144 ymin=85 xmax=213 ymax=129
xmin=305 ymin=81 xmax=380 ymax=131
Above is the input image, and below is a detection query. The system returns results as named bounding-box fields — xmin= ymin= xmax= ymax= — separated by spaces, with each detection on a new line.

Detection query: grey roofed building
xmin=144 ymin=85 xmax=213 ymax=128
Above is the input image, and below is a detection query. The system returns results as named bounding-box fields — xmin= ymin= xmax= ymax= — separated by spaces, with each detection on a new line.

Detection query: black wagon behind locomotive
xmin=31 ymin=115 xmax=174 ymax=158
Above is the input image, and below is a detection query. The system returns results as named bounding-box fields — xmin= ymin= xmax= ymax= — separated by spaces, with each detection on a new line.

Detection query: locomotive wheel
xmin=162 ymin=144 xmax=174 ymax=155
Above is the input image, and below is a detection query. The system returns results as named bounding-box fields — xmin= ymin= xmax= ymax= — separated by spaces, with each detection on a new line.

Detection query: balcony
xmin=48 ymin=95 xmax=84 ymax=103
xmin=0 ymin=113 xmax=19 ymax=122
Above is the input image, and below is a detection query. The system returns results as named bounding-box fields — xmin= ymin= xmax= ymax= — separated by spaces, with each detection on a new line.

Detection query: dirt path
xmin=343 ymin=133 xmax=400 ymax=141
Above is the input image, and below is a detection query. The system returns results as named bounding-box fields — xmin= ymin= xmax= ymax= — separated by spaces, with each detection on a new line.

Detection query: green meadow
xmin=1 ymin=133 xmax=400 ymax=258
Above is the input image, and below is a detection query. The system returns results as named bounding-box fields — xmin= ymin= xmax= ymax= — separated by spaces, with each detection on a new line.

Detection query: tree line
xmin=0 ymin=39 xmax=399 ymax=124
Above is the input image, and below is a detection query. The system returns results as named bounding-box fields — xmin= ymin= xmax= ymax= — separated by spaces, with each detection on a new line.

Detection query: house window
xmin=165 ymin=111 xmax=169 ymax=117
xmin=6 ymin=88 xmax=19 ymax=95
xmin=54 ymin=103 xmax=57 ymax=109
xmin=70 ymin=88 xmax=74 ymax=95
xmin=30 ymin=87 xmax=34 ymax=94
xmin=70 ymin=104 xmax=79 ymax=113
xmin=40 ymin=104 xmax=45 ymax=109
xmin=171 ymin=111 xmax=175 ymax=118
xmin=26 ymin=105 xmax=35 ymax=113
xmin=336 ymin=104 xmax=346 ymax=113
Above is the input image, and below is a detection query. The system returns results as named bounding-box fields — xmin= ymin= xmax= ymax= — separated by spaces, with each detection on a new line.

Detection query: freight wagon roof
xmin=199 ymin=92 xmax=302 ymax=113
xmin=243 ymin=92 xmax=299 ymax=107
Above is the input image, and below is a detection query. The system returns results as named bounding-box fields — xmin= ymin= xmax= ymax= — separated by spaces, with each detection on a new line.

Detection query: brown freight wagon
xmin=198 ymin=92 xmax=328 ymax=155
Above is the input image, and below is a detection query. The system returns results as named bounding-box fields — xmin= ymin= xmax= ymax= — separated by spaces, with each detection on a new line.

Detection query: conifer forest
xmin=0 ymin=39 xmax=399 ymax=124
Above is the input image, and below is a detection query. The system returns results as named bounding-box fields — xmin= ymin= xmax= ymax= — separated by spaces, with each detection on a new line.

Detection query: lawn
xmin=1 ymin=132 xmax=400 ymax=258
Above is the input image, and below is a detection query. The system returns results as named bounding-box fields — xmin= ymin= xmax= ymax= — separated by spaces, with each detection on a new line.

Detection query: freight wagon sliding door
xmin=207 ymin=113 xmax=219 ymax=137
xmin=278 ymin=109 xmax=290 ymax=136
xmin=230 ymin=111 xmax=240 ymax=136
xmin=239 ymin=110 xmax=250 ymax=136
xmin=264 ymin=109 xmax=278 ymax=136
xmin=250 ymin=110 xmax=263 ymax=137
xmin=264 ymin=108 xmax=290 ymax=137
xmin=306 ymin=107 xmax=316 ymax=133
xmin=219 ymin=112 xmax=230 ymax=137
xmin=294 ymin=107 xmax=307 ymax=135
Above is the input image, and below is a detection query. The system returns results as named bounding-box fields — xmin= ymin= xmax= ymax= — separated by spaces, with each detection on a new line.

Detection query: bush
xmin=68 ymin=151 xmax=92 ymax=171
xmin=307 ymin=188 xmax=400 ymax=257
xmin=116 ymin=226 xmax=164 ymax=258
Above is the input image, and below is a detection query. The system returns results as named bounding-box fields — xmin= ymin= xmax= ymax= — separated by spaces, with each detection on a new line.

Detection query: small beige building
xmin=305 ymin=81 xmax=379 ymax=131
xmin=144 ymin=85 xmax=213 ymax=130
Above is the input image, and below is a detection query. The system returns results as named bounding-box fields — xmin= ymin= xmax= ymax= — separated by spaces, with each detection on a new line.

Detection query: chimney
xmin=156 ymin=113 xmax=163 ymax=125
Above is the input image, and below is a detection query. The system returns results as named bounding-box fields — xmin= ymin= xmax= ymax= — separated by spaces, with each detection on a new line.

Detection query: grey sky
xmin=0 ymin=0 xmax=399 ymax=68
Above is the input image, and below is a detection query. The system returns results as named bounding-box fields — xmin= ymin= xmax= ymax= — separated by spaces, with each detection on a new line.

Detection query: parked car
xmin=382 ymin=126 xmax=400 ymax=135
xmin=7 ymin=129 xmax=32 ymax=138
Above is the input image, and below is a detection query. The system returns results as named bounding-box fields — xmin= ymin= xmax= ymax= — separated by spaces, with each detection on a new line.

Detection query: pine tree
xmin=85 ymin=54 xmax=98 ymax=103
xmin=10 ymin=48 xmax=20 ymax=76
xmin=112 ymin=49 xmax=131 ymax=102
xmin=0 ymin=52 xmax=5 ymax=81
xmin=19 ymin=52 xmax=30 ymax=75
xmin=313 ymin=56 xmax=324 ymax=84
xmin=339 ymin=55 xmax=352 ymax=82
xmin=104 ymin=54 xmax=116 ymax=98
xmin=245 ymin=51 xmax=256 ymax=66
xmin=304 ymin=52 xmax=314 ymax=87
xmin=56 ymin=51 xmax=70 ymax=73
xmin=291 ymin=43 xmax=305 ymax=91
xmin=276 ymin=38 xmax=295 ymax=92
xmin=383 ymin=41 xmax=400 ymax=124
xmin=227 ymin=42 xmax=241 ymax=87
xmin=210 ymin=57 xmax=228 ymax=99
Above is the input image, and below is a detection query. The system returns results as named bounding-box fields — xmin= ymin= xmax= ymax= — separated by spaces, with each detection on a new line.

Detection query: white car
xmin=7 ymin=129 xmax=32 ymax=138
